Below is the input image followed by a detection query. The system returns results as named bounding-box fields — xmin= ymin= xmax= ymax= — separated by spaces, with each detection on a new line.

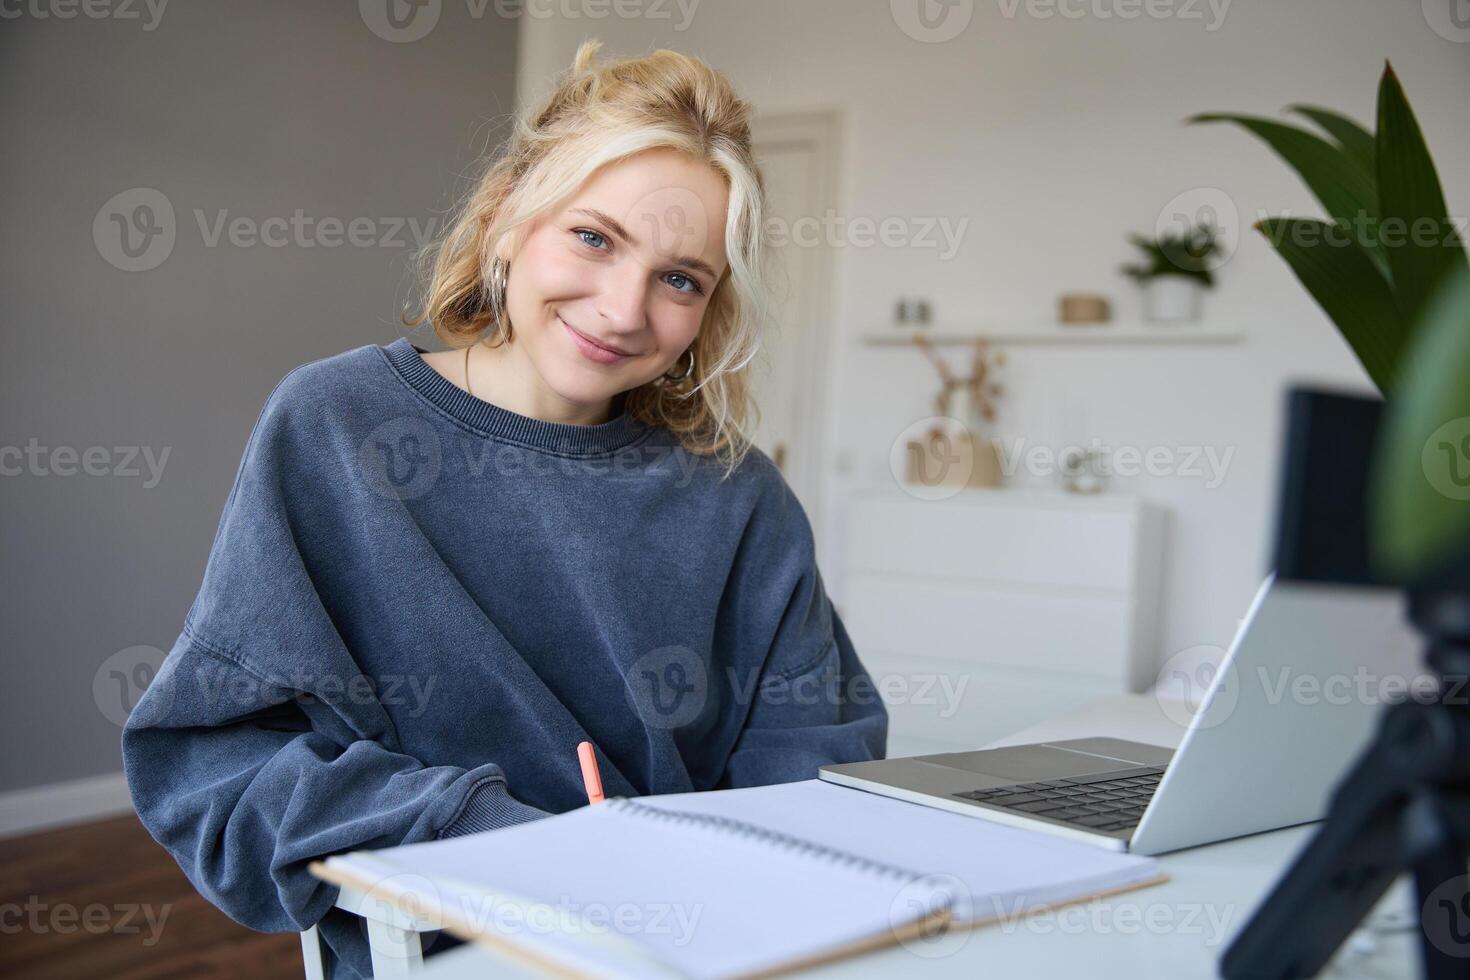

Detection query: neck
xmin=469 ymin=339 xmax=616 ymax=426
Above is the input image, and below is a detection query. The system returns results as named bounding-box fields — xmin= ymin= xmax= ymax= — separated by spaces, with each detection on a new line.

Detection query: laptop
xmin=822 ymin=388 xmax=1429 ymax=855
xmin=820 ymin=572 xmax=1422 ymax=855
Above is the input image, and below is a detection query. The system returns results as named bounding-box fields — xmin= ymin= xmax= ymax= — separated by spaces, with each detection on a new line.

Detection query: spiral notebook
xmin=310 ymin=779 xmax=1165 ymax=978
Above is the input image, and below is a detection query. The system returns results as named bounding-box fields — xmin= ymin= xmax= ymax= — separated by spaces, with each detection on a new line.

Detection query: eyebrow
xmin=570 ymin=207 xmax=722 ymax=282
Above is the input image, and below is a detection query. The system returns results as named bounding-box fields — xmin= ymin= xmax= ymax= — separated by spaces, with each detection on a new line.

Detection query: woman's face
xmin=497 ymin=148 xmax=730 ymax=415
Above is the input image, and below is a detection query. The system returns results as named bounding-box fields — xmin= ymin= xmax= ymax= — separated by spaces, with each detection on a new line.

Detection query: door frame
xmin=749 ymin=109 xmax=843 ymax=572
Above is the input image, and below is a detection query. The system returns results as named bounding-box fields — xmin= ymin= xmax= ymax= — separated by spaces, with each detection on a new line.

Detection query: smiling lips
xmin=560 ymin=314 xmax=637 ymax=365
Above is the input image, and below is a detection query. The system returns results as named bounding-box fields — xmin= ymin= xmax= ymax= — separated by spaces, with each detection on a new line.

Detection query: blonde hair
xmin=402 ymin=39 xmax=775 ymax=479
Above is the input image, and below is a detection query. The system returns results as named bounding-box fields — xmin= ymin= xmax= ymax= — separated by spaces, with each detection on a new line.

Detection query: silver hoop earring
xmin=488 ymin=256 xmax=510 ymax=329
xmin=662 ymin=348 xmax=695 ymax=383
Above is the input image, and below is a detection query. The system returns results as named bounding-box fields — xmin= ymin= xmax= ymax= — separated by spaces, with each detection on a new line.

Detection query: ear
xmin=492 ymin=236 xmax=514 ymax=265
xmin=491 ymin=223 xmax=530 ymax=266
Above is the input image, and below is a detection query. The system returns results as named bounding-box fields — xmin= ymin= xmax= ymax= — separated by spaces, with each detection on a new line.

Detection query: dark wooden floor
xmin=0 ymin=814 xmax=303 ymax=979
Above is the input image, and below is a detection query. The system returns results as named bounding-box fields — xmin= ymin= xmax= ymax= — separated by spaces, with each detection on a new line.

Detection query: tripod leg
xmin=1404 ymin=793 xmax=1470 ymax=980
xmin=1221 ymin=702 xmax=1420 ymax=979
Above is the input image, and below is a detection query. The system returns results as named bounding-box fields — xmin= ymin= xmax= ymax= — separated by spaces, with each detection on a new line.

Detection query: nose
xmin=595 ymin=261 xmax=650 ymax=334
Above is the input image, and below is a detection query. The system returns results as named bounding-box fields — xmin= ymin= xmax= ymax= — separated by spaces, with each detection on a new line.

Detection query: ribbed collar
xmin=379 ymin=336 xmax=648 ymax=456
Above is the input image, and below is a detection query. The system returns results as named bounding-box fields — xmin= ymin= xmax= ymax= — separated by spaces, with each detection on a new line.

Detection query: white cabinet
xmin=836 ymin=487 xmax=1165 ymax=754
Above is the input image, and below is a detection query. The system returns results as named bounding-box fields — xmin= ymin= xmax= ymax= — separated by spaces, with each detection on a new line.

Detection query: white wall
xmin=517 ymin=1 xmax=1470 ymax=678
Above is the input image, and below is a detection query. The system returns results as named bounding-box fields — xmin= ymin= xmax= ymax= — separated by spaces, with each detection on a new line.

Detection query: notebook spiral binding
xmin=605 ymin=797 xmax=951 ymax=897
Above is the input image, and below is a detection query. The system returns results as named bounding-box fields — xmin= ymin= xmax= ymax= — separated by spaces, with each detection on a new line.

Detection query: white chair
xmin=300 ymin=882 xmax=428 ymax=979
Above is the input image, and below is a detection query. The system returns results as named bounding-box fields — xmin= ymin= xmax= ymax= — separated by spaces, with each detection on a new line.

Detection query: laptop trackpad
xmin=918 ymin=744 xmax=1142 ymax=782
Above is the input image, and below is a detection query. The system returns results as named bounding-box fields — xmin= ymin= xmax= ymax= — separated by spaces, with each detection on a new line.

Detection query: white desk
xmin=366 ymin=694 xmax=1420 ymax=979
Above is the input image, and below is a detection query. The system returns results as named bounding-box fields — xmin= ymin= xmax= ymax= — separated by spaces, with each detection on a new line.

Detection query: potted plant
xmin=1120 ymin=223 xmax=1221 ymax=322
xmin=1190 ymin=63 xmax=1469 ymax=580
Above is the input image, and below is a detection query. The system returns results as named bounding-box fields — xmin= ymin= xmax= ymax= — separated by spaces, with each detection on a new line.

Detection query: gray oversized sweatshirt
xmin=121 ymin=335 xmax=888 ymax=978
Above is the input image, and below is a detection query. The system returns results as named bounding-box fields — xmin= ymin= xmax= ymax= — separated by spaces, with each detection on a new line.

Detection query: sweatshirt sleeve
xmin=120 ymin=363 xmax=547 ymax=947
xmin=717 ymin=457 xmax=888 ymax=787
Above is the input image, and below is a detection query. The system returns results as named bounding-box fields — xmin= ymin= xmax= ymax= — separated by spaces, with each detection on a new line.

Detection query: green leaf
xmin=1375 ymin=62 xmax=1469 ymax=332
xmin=1370 ymin=264 xmax=1470 ymax=578
xmin=1286 ymin=104 xmax=1376 ymax=179
xmin=1254 ymin=217 xmax=1402 ymax=392
xmin=1191 ymin=112 xmax=1386 ymax=279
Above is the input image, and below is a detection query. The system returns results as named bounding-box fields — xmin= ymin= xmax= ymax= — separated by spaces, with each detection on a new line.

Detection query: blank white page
xmin=636 ymin=780 xmax=1163 ymax=924
xmin=340 ymin=796 xmax=954 ymax=979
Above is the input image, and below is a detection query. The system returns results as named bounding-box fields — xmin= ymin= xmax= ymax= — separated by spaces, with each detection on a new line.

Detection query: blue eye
xmin=665 ymin=272 xmax=703 ymax=295
xmin=575 ymin=227 xmax=704 ymax=296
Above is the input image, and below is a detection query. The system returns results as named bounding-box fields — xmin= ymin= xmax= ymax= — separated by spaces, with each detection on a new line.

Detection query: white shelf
xmin=862 ymin=321 xmax=1244 ymax=346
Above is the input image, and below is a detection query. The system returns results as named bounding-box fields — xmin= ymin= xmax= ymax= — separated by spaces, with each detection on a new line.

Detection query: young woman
xmin=122 ymin=40 xmax=886 ymax=978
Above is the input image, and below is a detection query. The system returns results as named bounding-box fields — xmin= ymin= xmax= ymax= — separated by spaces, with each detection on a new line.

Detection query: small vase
xmin=1142 ymin=277 xmax=1204 ymax=323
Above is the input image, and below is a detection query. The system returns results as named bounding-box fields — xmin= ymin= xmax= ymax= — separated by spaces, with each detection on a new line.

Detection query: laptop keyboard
xmin=952 ymin=765 xmax=1166 ymax=833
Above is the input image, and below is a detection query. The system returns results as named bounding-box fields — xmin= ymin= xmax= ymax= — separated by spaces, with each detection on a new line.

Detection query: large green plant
xmin=1191 ymin=64 xmax=1470 ymax=581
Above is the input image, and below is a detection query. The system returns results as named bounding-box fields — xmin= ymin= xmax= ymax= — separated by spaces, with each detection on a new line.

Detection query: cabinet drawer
xmin=847 ymin=497 xmax=1138 ymax=592
xmin=857 ymin=649 xmax=1116 ymax=749
xmin=844 ymin=574 xmax=1132 ymax=680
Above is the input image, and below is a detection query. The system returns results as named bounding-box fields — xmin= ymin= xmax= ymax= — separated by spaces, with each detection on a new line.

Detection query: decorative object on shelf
xmin=903 ymin=334 xmax=1006 ymax=490
xmin=1121 ymin=222 xmax=1220 ymax=323
xmin=893 ymin=297 xmax=932 ymax=325
xmin=902 ymin=418 xmax=1001 ymax=491
xmin=1059 ymin=447 xmax=1108 ymax=494
xmin=1058 ymin=293 xmax=1112 ymax=325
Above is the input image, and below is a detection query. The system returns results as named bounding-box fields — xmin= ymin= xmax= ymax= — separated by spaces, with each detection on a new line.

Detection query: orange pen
xmin=576 ymin=740 xmax=605 ymax=805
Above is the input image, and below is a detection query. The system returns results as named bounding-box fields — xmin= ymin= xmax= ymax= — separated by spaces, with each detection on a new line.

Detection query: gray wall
xmin=1 ymin=2 xmax=520 ymax=792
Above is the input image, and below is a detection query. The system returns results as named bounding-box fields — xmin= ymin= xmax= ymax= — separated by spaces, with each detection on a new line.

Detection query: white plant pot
xmin=1142 ymin=277 xmax=1205 ymax=323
